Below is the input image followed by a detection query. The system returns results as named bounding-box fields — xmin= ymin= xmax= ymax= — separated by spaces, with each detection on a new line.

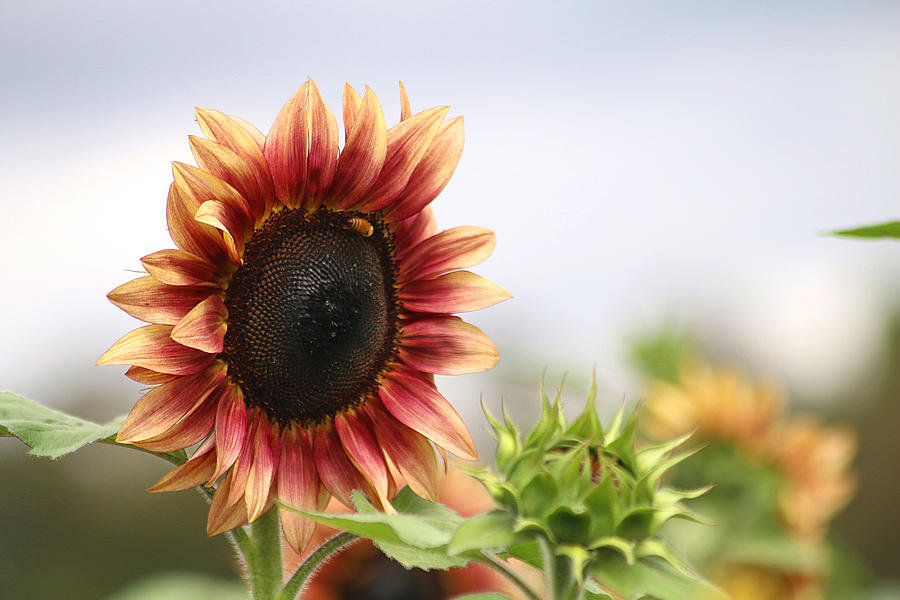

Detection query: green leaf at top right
xmin=832 ymin=220 xmax=900 ymax=239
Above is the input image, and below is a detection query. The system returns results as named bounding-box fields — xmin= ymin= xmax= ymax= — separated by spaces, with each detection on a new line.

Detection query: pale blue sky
xmin=1 ymin=1 xmax=898 ymax=431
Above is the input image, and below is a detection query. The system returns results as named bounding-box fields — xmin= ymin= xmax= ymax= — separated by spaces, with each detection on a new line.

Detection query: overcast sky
xmin=1 ymin=1 xmax=898 ymax=431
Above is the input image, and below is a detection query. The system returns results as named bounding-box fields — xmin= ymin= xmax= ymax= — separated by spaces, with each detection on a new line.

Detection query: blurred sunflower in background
xmin=98 ymin=80 xmax=509 ymax=553
xmin=639 ymin=357 xmax=857 ymax=600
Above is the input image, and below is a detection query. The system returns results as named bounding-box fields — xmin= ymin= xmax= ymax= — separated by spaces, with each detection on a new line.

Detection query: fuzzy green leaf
xmin=0 ymin=391 xmax=125 ymax=458
xmin=832 ymin=221 xmax=900 ymax=239
xmin=588 ymin=556 xmax=727 ymax=600
xmin=448 ymin=511 xmax=517 ymax=555
xmin=282 ymin=490 xmax=453 ymax=549
xmin=373 ymin=538 xmax=471 ymax=570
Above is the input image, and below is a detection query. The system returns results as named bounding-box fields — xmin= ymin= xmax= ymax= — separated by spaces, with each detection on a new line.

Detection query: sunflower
xmin=98 ymin=80 xmax=509 ymax=553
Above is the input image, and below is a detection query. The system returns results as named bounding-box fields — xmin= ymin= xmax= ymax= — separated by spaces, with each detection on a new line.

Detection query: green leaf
xmin=0 ymin=391 xmax=125 ymax=458
xmin=832 ymin=221 xmax=900 ymax=239
xmin=588 ymin=556 xmax=727 ymax=600
xmin=448 ymin=510 xmax=517 ymax=555
xmin=373 ymin=538 xmax=470 ymax=570
xmin=448 ymin=594 xmax=514 ymax=600
xmin=282 ymin=490 xmax=454 ymax=549
xmin=506 ymin=540 xmax=542 ymax=569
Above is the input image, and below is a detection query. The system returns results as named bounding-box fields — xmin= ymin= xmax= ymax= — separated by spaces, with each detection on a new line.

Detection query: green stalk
xmin=538 ymin=536 xmax=558 ymax=600
xmin=250 ymin=509 xmax=283 ymax=600
xmin=474 ymin=553 xmax=542 ymax=600
xmin=277 ymin=532 xmax=358 ymax=600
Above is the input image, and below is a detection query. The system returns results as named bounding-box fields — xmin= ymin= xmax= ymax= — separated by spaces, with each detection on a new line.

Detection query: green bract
xmin=454 ymin=379 xmax=723 ymax=600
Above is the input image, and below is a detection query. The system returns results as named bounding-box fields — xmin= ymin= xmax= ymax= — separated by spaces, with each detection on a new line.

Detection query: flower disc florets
xmin=223 ymin=208 xmax=400 ymax=427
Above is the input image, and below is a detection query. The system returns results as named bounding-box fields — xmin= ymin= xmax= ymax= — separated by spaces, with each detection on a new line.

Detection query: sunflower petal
xmin=190 ymin=136 xmax=267 ymax=220
xmin=312 ymin=422 xmax=382 ymax=509
xmin=166 ymin=182 xmax=226 ymax=263
xmin=170 ymin=294 xmax=228 ymax=353
xmin=305 ymin=79 xmax=339 ymax=207
xmin=245 ymin=418 xmax=280 ymax=522
xmin=136 ymin=387 xmax=218 ymax=453
xmin=208 ymin=470 xmax=250 ymax=536
xmin=97 ymin=324 xmax=216 ymax=375
xmin=195 ymin=107 xmax=273 ymax=213
xmin=331 ymin=86 xmax=387 ymax=209
xmin=365 ymin=398 xmax=440 ymax=501
xmin=392 ymin=206 xmax=439 ymax=258
xmin=149 ymin=444 xmax=217 ymax=493
xmin=227 ymin=413 xmax=258 ymax=508
xmin=125 ymin=366 xmax=178 ymax=385
xmin=334 ymin=411 xmax=393 ymax=511
xmin=212 ymin=384 xmax=249 ymax=483
xmin=357 ymin=106 xmax=449 ymax=213
xmin=398 ymin=316 xmax=499 ymax=375
xmin=378 ymin=365 xmax=477 ymax=460
xmin=108 ymin=276 xmax=213 ymax=326
xmin=173 ymin=162 xmax=254 ymax=235
xmin=141 ymin=249 xmax=223 ymax=287
xmin=399 ymin=270 xmax=511 ymax=314
xmin=277 ymin=428 xmax=321 ymax=552
xmin=116 ymin=362 xmax=227 ymax=444
xmin=264 ymin=82 xmax=309 ymax=209
xmin=342 ymin=83 xmax=363 ymax=143
xmin=398 ymin=81 xmax=412 ymax=121
xmin=399 ymin=226 xmax=496 ymax=282
xmin=194 ymin=200 xmax=246 ymax=264
xmin=385 ymin=117 xmax=464 ymax=222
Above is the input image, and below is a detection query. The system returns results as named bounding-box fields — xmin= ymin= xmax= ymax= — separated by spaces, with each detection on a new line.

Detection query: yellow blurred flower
xmin=643 ymin=362 xmax=782 ymax=456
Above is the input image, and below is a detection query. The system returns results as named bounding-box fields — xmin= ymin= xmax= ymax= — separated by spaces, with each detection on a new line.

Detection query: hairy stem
xmin=250 ymin=509 xmax=283 ymax=600
xmin=277 ymin=532 xmax=358 ymax=600
xmin=475 ymin=553 xmax=542 ymax=600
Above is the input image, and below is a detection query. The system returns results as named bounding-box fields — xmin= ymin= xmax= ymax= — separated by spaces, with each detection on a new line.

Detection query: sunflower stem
xmin=248 ymin=508 xmax=283 ymax=600
xmin=475 ymin=553 xmax=542 ymax=600
xmin=277 ymin=532 xmax=358 ymax=600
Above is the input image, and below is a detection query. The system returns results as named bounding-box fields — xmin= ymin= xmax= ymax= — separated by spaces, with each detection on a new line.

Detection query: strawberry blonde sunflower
xmin=98 ymin=80 xmax=509 ymax=553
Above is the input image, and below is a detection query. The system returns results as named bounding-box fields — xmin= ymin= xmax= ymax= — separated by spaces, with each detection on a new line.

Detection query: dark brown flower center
xmin=222 ymin=208 xmax=399 ymax=427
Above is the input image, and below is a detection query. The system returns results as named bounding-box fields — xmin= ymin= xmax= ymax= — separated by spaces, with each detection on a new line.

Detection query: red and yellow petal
xmin=385 ymin=116 xmax=465 ymax=222
xmin=108 ymin=277 xmax=213 ymax=326
xmin=335 ymin=411 xmax=393 ymax=511
xmin=330 ymin=86 xmax=387 ymax=210
xmin=392 ymin=206 xmax=439 ymax=258
xmin=189 ymin=135 xmax=268 ymax=220
xmin=264 ymin=82 xmax=309 ymax=209
xmin=313 ymin=422 xmax=383 ymax=510
xmin=378 ymin=365 xmax=478 ymax=460
xmin=165 ymin=182 xmax=227 ymax=264
xmin=136 ymin=388 xmax=218 ymax=453
xmin=149 ymin=442 xmax=217 ymax=493
xmin=399 ymin=270 xmax=511 ymax=314
xmin=398 ymin=226 xmax=496 ymax=283
xmin=277 ymin=428 xmax=322 ymax=552
xmin=245 ymin=417 xmax=281 ymax=522
xmin=212 ymin=384 xmax=249 ymax=483
xmin=208 ymin=470 xmax=251 ymax=536
xmin=365 ymin=397 xmax=440 ymax=501
xmin=140 ymin=249 xmax=224 ymax=287
xmin=356 ymin=106 xmax=449 ymax=213
xmin=170 ymin=294 xmax=228 ymax=353
xmin=98 ymin=324 xmax=216 ymax=375
xmin=195 ymin=107 xmax=273 ymax=213
xmin=305 ymin=79 xmax=339 ymax=206
xmin=116 ymin=361 xmax=227 ymax=444
xmin=397 ymin=316 xmax=499 ymax=376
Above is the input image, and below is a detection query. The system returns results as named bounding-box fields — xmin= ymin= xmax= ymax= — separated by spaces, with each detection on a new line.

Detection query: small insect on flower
xmin=345 ymin=216 xmax=374 ymax=238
